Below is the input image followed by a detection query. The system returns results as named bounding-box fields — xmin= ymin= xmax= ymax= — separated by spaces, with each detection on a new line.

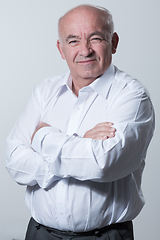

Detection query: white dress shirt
xmin=6 ymin=64 xmax=155 ymax=232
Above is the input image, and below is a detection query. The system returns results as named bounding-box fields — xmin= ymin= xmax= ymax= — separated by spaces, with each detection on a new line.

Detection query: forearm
xmin=31 ymin=121 xmax=150 ymax=182
xmin=6 ymin=86 xmax=154 ymax=185
xmin=31 ymin=92 xmax=155 ymax=182
xmin=6 ymin=87 xmax=60 ymax=189
xmin=6 ymin=138 xmax=60 ymax=188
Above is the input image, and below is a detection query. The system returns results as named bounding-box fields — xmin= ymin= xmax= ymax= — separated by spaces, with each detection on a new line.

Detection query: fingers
xmin=83 ymin=122 xmax=116 ymax=140
xmin=38 ymin=121 xmax=51 ymax=128
xmin=95 ymin=122 xmax=116 ymax=138
xmin=31 ymin=122 xmax=51 ymax=143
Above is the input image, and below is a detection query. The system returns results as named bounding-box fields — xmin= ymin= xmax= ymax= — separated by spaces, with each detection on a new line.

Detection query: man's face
xmin=57 ymin=8 xmax=118 ymax=85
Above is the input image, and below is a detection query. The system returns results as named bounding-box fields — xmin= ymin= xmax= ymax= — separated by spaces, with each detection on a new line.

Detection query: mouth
xmin=77 ymin=59 xmax=97 ymax=64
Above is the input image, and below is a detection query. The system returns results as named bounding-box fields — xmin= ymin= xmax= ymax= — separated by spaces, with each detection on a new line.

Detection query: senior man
xmin=6 ymin=4 xmax=155 ymax=240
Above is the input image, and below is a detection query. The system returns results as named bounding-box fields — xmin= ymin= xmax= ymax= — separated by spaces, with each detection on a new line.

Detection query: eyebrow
xmin=65 ymin=35 xmax=81 ymax=43
xmin=65 ymin=31 xmax=105 ymax=43
xmin=89 ymin=31 xmax=105 ymax=38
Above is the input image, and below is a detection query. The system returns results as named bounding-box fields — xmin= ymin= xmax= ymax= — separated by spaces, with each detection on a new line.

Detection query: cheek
xmin=99 ymin=48 xmax=112 ymax=64
xmin=94 ymin=45 xmax=107 ymax=58
xmin=65 ymin=48 xmax=78 ymax=63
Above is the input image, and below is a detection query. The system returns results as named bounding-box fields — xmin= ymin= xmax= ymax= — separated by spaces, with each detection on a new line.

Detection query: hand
xmin=31 ymin=121 xmax=51 ymax=143
xmin=83 ymin=122 xmax=116 ymax=140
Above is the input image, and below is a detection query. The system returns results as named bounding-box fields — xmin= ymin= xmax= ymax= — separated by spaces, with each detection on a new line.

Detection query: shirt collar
xmin=90 ymin=64 xmax=115 ymax=98
xmin=56 ymin=64 xmax=115 ymax=98
xmin=55 ymin=71 xmax=71 ymax=97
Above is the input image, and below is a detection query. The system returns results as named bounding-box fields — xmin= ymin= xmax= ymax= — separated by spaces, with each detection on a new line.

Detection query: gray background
xmin=1 ymin=0 xmax=159 ymax=239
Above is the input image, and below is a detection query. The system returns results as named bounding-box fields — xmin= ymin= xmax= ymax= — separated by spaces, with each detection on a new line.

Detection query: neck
xmin=71 ymin=77 xmax=97 ymax=97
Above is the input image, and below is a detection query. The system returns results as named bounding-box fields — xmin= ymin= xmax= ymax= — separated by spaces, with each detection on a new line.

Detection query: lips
xmin=77 ymin=59 xmax=97 ymax=64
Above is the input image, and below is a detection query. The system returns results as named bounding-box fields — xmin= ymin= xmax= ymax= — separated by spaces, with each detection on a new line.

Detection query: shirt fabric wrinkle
xmin=6 ymin=63 xmax=155 ymax=231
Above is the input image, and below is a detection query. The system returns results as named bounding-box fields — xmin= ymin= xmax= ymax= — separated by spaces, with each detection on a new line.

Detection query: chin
xmin=81 ymin=70 xmax=100 ymax=78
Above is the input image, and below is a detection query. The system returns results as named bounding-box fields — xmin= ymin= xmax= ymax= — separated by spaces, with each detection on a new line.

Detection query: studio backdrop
xmin=0 ymin=0 xmax=159 ymax=239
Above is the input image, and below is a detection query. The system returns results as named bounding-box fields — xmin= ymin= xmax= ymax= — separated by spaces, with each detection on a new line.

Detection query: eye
xmin=68 ymin=40 xmax=79 ymax=46
xmin=90 ymin=37 xmax=103 ymax=44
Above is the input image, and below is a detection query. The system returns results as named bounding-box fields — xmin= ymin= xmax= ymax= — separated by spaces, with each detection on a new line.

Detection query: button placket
xmin=56 ymin=179 xmax=69 ymax=229
xmin=66 ymin=92 xmax=88 ymax=135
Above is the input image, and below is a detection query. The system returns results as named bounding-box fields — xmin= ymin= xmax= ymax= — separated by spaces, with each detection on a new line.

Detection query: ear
xmin=112 ymin=32 xmax=119 ymax=54
xmin=57 ymin=40 xmax=66 ymax=60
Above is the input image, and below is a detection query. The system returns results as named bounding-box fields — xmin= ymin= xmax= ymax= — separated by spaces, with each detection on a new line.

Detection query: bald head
xmin=56 ymin=4 xmax=119 ymax=89
xmin=58 ymin=5 xmax=114 ymax=43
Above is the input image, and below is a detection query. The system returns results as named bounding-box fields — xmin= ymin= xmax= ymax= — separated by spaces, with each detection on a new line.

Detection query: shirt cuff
xmin=32 ymin=126 xmax=61 ymax=155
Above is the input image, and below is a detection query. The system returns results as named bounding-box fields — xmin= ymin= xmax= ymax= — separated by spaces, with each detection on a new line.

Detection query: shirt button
xmin=75 ymin=107 xmax=80 ymax=111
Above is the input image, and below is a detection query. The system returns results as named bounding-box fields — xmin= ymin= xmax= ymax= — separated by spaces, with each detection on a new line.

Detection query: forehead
xmin=60 ymin=8 xmax=105 ymax=39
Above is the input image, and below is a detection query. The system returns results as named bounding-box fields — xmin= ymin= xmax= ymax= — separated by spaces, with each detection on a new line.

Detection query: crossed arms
xmin=31 ymin=121 xmax=116 ymax=143
xmin=6 ymin=81 xmax=155 ymax=188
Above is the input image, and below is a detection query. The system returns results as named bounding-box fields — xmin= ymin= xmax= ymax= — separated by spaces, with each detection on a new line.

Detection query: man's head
xmin=57 ymin=5 xmax=119 ymax=91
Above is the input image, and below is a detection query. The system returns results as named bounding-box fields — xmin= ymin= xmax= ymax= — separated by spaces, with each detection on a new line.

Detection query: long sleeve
xmin=6 ymin=69 xmax=155 ymax=188
xmin=5 ymin=68 xmax=155 ymax=230
xmin=31 ymin=88 xmax=155 ymax=182
xmin=6 ymin=84 xmax=60 ymax=189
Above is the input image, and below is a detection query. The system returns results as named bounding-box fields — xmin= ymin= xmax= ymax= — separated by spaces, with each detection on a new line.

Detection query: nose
xmin=79 ymin=41 xmax=94 ymax=57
